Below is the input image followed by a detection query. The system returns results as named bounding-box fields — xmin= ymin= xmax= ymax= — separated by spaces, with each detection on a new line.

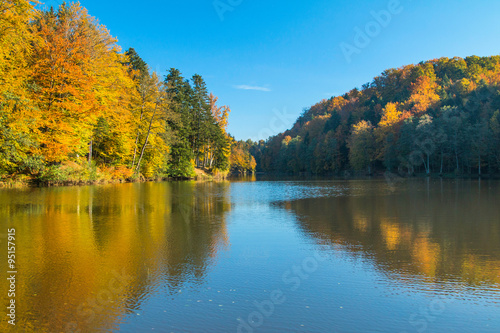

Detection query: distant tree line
xmin=229 ymin=139 xmax=256 ymax=174
xmin=252 ymin=56 xmax=500 ymax=176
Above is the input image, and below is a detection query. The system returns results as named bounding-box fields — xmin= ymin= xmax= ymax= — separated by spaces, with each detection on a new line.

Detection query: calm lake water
xmin=1 ymin=178 xmax=499 ymax=332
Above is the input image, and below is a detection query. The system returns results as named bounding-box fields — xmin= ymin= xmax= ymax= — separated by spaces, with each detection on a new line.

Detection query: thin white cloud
xmin=234 ymin=85 xmax=271 ymax=92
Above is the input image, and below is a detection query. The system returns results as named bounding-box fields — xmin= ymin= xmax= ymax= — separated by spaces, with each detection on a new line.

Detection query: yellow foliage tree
xmin=0 ymin=0 xmax=34 ymax=96
xmin=0 ymin=0 xmax=39 ymax=173
xmin=30 ymin=4 xmax=100 ymax=162
xmin=30 ymin=3 xmax=136 ymax=166
xmin=379 ymin=102 xmax=402 ymax=127
xmin=407 ymin=76 xmax=441 ymax=114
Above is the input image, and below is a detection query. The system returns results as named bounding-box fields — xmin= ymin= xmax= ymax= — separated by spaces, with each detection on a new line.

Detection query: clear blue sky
xmin=44 ymin=0 xmax=500 ymax=141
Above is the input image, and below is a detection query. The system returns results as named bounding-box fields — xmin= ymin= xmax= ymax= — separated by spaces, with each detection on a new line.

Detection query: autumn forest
xmin=0 ymin=1 xmax=252 ymax=185
xmin=1 ymin=1 xmax=500 ymax=186
xmin=253 ymin=56 xmax=500 ymax=177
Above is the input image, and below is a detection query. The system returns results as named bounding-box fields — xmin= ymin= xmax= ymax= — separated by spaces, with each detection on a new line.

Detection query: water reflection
xmin=282 ymin=180 xmax=500 ymax=287
xmin=0 ymin=181 xmax=231 ymax=332
xmin=1 ymin=179 xmax=499 ymax=332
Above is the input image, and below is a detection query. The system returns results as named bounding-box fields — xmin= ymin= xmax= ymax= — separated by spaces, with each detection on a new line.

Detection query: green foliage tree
xmin=348 ymin=121 xmax=375 ymax=174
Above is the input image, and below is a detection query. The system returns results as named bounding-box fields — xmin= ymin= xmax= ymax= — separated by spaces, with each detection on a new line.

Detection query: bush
xmin=110 ymin=165 xmax=134 ymax=180
xmin=38 ymin=161 xmax=88 ymax=185
xmin=167 ymin=159 xmax=195 ymax=179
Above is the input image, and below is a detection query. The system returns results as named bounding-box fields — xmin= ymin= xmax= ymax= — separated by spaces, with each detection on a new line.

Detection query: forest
xmin=0 ymin=0 xmax=256 ymax=185
xmin=3 ymin=1 xmax=499 ymax=185
xmin=252 ymin=55 xmax=500 ymax=176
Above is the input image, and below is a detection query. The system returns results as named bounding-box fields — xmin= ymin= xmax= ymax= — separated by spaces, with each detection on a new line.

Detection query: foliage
xmin=348 ymin=121 xmax=375 ymax=173
xmin=229 ymin=138 xmax=256 ymax=174
xmin=256 ymin=56 xmax=500 ymax=176
xmin=0 ymin=2 xmax=232 ymax=184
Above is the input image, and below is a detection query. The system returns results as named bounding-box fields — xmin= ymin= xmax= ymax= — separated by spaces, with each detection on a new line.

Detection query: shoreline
xmin=0 ymin=168 xmax=231 ymax=189
xmin=1 ymin=171 xmax=497 ymax=189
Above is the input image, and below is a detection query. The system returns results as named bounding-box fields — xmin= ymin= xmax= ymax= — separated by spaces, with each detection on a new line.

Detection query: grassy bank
xmin=0 ymin=161 xmax=230 ymax=188
xmin=0 ymin=160 xmax=132 ymax=187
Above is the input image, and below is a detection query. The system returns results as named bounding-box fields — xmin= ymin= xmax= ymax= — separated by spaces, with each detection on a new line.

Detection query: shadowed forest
xmin=250 ymin=56 xmax=500 ymax=177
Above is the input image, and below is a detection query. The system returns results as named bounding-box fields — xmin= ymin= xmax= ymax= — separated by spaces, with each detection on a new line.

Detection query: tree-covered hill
xmin=253 ymin=56 xmax=500 ymax=176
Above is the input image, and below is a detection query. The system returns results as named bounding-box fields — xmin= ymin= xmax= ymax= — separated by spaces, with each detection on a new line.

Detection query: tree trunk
xmin=131 ymin=135 xmax=139 ymax=168
xmin=131 ymin=105 xmax=145 ymax=169
xmin=136 ymin=104 xmax=158 ymax=173
xmin=478 ymin=154 xmax=481 ymax=176
xmin=88 ymin=140 xmax=92 ymax=164
xmin=440 ymin=152 xmax=443 ymax=175
xmin=210 ymin=154 xmax=215 ymax=169
xmin=426 ymin=153 xmax=430 ymax=175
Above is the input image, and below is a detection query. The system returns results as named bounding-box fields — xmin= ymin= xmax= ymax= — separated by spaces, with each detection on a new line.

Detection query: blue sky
xmin=43 ymin=0 xmax=500 ymax=140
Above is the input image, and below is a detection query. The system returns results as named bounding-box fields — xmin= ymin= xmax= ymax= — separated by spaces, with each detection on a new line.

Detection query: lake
xmin=1 ymin=178 xmax=499 ymax=332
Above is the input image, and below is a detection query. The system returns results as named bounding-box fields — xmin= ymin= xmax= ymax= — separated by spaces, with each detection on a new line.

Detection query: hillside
xmin=252 ymin=56 xmax=500 ymax=176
